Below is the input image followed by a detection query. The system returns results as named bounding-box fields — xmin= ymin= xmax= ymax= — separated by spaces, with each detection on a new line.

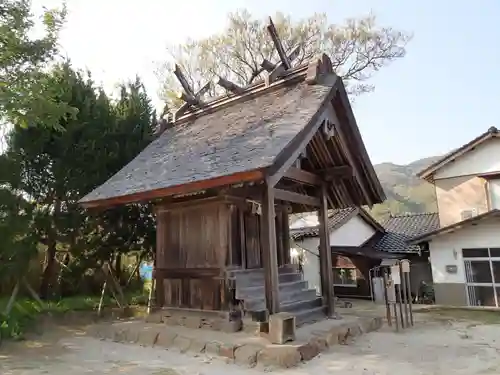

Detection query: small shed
xmin=80 ymin=26 xmax=384 ymax=324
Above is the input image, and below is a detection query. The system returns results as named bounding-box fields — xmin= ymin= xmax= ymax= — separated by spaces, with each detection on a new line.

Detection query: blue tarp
xmin=139 ymin=262 xmax=153 ymax=281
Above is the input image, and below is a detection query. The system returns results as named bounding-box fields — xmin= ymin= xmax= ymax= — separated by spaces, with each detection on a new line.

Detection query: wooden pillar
xmin=281 ymin=208 xmax=291 ymax=265
xmin=261 ymin=184 xmax=280 ymax=314
xmin=318 ymin=183 xmax=334 ymax=316
xmin=155 ymin=209 xmax=165 ymax=307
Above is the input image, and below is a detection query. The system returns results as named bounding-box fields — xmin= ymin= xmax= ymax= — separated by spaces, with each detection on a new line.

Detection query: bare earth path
xmin=1 ymin=312 xmax=500 ymax=375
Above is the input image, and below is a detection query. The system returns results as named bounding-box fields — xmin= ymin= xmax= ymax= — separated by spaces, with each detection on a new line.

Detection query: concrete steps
xmin=231 ymin=266 xmax=325 ymax=326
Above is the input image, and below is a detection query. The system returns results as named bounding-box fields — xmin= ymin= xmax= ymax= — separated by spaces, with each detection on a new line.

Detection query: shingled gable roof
xmin=409 ymin=209 xmax=500 ymax=244
xmin=79 ymin=60 xmax=384 ymax=209
xmin=290 ymin=207 xmax=384 ymax=240
xmin=372 ymin=212 xmax=440 ymax=253
xmin=418 ymin=126 xmax=499 ymax=181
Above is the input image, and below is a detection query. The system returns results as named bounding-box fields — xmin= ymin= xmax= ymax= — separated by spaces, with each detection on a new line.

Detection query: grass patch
xmin=415 ymin=307 xmax=500 ymax=325
xmin=0 ymin=291 xmax=149 ymax=341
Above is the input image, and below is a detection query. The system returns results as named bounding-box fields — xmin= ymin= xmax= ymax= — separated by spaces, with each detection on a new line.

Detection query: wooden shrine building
xmin=80 ymin=19 xmax=385 ymax=326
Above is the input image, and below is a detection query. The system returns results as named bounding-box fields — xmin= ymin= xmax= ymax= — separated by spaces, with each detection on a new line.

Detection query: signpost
xmin=382 ymin=259 xmax=414 ymax=331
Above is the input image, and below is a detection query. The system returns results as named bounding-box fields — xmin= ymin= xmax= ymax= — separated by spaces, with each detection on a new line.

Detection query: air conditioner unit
xmin=460 ymin=208 xmax=478 ymax=221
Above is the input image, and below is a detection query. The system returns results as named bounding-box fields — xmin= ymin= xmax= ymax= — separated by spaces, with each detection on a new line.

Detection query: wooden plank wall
xmin=154 ymin=199 xmax=292 ymax=310
xmin=156 ymin=201 xmax=231 ymax=311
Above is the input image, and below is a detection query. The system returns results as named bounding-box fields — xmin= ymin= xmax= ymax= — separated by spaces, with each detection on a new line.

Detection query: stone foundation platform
xmin=87 ymin=315 xmax=383 ymax=369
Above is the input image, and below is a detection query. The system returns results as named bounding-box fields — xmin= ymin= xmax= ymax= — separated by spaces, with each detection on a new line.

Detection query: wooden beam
xmin=319 ymin=165 xmax=353 ymax=181
xmin=326 ymin=104 xmax=372 ymax=206
xmin=175 ymin=81 xmax=212 ymax=117
xmin=281 ymin=208 xmax=291 ymax=266
xmin=273 ymin=188 xmax=320 ymax=207
xmin=266 ymin=98 xmax=335 ymax=187
xmin=174 ymin=64 xmax=195 ymax=97
xmin=81 ymin=169 xmax=264 ymax=209
xmin=261 ymin=59 xmax=276 ymax=72
xmin=266 ymin=17 xmax=291 ymax=69
xmin=267 ymin=45 xmax=301 ymax=83
xmin=217 ymin=77 xmax=244 ymax=94
xmin=318 ymin=183 xmax=334 ymax=317
xmin=283 ymin=166 xmax=322 ymax=186
xmin=261 ymin=183 xmax=280 ymax=314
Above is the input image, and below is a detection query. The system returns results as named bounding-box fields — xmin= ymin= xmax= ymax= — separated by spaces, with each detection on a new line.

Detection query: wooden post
xmin=318 ymin=183 xmax=334 ymax=317
xmin=281 ymin=208 xmax=291 ymax=266
xmin=261 ymin=183 xmax=280 ymax=314
xmin=155 ymin=210 xmax=165 ymax=307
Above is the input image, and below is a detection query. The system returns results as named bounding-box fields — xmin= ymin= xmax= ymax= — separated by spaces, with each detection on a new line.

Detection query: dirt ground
xmin=1 ymin=309 xmax=500 ymax=375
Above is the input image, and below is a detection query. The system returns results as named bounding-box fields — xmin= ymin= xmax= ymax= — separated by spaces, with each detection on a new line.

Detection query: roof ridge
xmin=390 ymin=212 xmax=438 ymax=218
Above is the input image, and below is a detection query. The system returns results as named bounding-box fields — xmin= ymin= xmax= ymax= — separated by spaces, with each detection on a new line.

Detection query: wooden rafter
xmin=174 ymin=79 xmax=212 ymax=118
xmin=319 ymin=165 xmax=353 ymax=181
xmin=283 ymin=166 xmax=321 ymax=186
xmin=217 ymin=77 xmax=245 ymax=95
xmin=267 ymin=17 xmax=291 ymax=69
xmin=273 ymin=188 xmax=320 ymax=207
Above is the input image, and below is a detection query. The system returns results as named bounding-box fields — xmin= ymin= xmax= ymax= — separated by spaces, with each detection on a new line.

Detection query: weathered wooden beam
xmin=217 ymin=77 xmax=245 ymax=94
xmin=319 ymin=165 xmax=353 ymax=181
xmin=318 ymin=183 xmax=334 ymax=317
xmin=177 ymin=91 xmax=199 ymax=106
xmin=174 ymin=64 xmax=195 ymax=97
xmin=266 ymin=107 xmax=331 ymax=187
xmin=267 ymin=45 xmax=302 ymax=84
xmin=261 ymin=184 xmax=280 ymax=314
xmin=175 ymin=81 xmax=212 ymax=117
xmin=283 ymin=166 xmax=322 ymax=186
xmin=273 ymin=188 xmax=320 ymax=207
xmin=261 ymin=59 xmax=276 ymax=72
xmin=281 ymin=208 xmax=291 ymax=266
xmin=326 ymin=104 xmax=372 ymax=206
xmin=267 ymin=17 xmax=291 ymax=70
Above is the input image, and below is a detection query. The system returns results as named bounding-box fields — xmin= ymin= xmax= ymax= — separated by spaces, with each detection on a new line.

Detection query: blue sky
xmin=34 ymin=0 xmax=500 ymax=165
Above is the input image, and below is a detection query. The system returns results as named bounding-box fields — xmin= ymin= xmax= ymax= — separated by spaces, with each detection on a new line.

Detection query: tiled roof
xmin=290 ymin=207 xmax=357 ymax=240
xmin=374 ymin=212 xmax=440 ymax=253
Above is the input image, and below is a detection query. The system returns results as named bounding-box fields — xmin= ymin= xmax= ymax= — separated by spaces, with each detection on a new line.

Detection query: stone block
xmin=325 ymin=329 xmax=339 ymax=346
xmin=112 ymin=328 xmax=128 ymax=343
xmin=268 ymin=312 xmax=296 ymax=344
xmin=337 ymin=327 xmax=350 ymax=345
xmin=310 ymin=336 xmax=328 ymax=352
xmin=219 ymin=344 xmax=236 ymax=359
xmin=145 ymin=313 xmax=164 ymax=323
xmin=298 ymin=342 xmax=320 ymax=361
xmin=257 ymin=345 xmax=302 ymax=368
xmin=125 ymin=326 xmax=141 ymax=343
xmin=173 ymin=336 xmax=192 ymax=353
xmin=184 ymin=316 xmax=202 ymax=329
xmin=234 ymin=345 xmax=262 ymax=367
xmin=137 ymin=329 xmax=159 ymax=347
xmin=165 ymin=316 xmax=179 ymax=326
xmin=188 ymin=339 xmax=206 ymax=353
xmin=221 ymin=319 xmax=243 ymax=333
xmin=205 ymin=341 xmax=222 ymax=356
xmin=156 ymin=330 xmax=177 ymax=348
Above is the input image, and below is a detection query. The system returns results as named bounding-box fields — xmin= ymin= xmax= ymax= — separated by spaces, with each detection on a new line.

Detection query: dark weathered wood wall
xmin=156 ymin=201 xmax=231 ymax=310
xmin=155 ymin=198 xmax=292 ymax=311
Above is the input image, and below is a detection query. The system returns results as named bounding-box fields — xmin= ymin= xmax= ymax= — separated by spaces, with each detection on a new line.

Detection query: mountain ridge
xmin=369 ymin=156 xmax=441 ymax=220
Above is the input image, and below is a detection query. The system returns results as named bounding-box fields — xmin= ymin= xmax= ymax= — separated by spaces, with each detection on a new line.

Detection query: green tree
xmin=2 ymin=63 xmax=156 ymax=298
xmin=156 ymin=9 xmax=412 ymax=107
xmin=0 ymin=0 xmax=76 ymax=129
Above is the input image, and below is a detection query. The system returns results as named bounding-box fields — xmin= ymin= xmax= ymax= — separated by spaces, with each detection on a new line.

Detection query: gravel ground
xmin=1 ymin=315 xmax=500 ymax=374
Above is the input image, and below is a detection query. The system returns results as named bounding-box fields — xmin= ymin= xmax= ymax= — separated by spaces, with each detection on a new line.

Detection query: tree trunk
xmin=115 ymin=253 xmax=122 ymax=285
xmin=39 ymin=199 xmax=61 ymax=300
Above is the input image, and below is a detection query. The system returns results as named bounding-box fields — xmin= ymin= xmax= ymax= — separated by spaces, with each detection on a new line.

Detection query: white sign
xmin=390 ymin=265 xmax=401 ymax=285
xmin=401 ymin=259 xmax=411 ymax=273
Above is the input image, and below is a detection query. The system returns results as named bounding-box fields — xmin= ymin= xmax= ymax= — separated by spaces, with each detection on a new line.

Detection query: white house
xmin=290 ymin=207 xmax=436 ymax=299
xmin=411 ymin=126 xmax=500 ymax=306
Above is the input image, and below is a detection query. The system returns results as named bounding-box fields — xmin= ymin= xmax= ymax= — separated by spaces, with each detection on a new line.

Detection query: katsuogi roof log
xmin=79 ymin=54 xmax=384 ymax=210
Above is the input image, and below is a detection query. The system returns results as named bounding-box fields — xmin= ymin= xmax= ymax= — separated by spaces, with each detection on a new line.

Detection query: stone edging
xmin=88 ymin=316 xmax=383 ymax=369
